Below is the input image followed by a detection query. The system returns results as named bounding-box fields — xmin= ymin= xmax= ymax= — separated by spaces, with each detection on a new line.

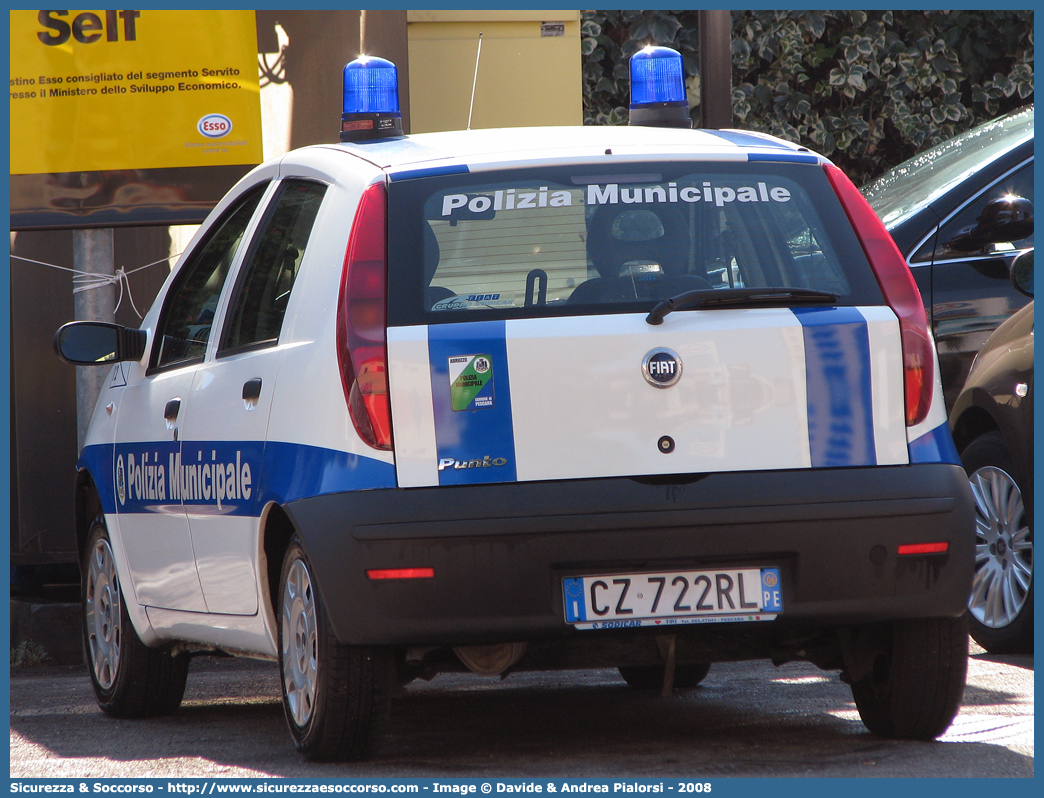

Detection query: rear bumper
xmin=284 ymin=464 xmax=975 ymax=647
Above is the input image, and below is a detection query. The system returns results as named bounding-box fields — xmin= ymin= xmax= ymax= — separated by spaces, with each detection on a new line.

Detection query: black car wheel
xmin=278 ymin=538 xmax=393 ymax=761
xmin=82 ymin=519 xmax=189 ymax=717
xmin=850 ymin=617 xmax=967 ymax=740
xmin=618 ymin=663 xmax=711 ymax=691
xmin=962 ymin=431 xmax=1033 ymax=653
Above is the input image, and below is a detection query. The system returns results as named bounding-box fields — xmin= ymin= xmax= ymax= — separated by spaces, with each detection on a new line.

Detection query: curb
xmin=10 ymin=599 xmax=84 ymax=667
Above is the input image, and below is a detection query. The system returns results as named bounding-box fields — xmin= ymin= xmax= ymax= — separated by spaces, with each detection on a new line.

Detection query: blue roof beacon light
xmin=340 ymin=55 xmax=403 ymax=142
xmin=628 ymin=45 xmax=692 ymax=129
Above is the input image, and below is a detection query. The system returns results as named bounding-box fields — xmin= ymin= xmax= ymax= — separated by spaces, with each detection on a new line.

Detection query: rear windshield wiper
xmin=646 ymin=287 xmax=839 ymax=325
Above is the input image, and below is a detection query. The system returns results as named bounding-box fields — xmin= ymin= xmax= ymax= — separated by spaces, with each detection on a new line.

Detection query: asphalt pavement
xmin=9 ymin=640 xmax=1032 ymax=779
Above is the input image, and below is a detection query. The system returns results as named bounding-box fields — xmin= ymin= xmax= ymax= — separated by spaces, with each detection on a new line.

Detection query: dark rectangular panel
xmin=10 ymin=164 xmax=254 ymax=231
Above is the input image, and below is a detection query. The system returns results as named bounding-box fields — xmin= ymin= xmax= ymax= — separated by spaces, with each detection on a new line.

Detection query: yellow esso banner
xmin=10 ymin=10 xmax=262 ymax=174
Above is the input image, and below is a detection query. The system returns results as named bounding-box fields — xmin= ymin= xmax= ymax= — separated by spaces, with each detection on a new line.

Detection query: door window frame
xmin=147 ymin=180 xmax=274 ymax=376
xmin=906 ymin=157 xmax=1034 ymax=266
xmin=216 ymin=177 xmax=329 ymax=359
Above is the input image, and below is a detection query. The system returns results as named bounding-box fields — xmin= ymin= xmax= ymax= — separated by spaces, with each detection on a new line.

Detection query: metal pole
xmin=468 ymin=33 xmax=483 ymax=130
xmin=72 ymin=227 xmax=116 ymax=452
xmin=698 ymin=10 xmax=733 ymax=130
xmin=360 ymin=9 xmax=411 ymax=133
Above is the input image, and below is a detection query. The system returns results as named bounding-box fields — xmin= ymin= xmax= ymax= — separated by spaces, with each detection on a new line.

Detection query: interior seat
xmin=569 ymin=204 xmax=711 ymax=303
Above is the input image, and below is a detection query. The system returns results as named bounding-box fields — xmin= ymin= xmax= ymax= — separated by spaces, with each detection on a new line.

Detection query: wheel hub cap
xmin=85 ymin=537 xmax=122 ymax=689
xmin=968 ymin=466 xmax=1032 ymax=630
xmin=281 ymin=558 xmax=318 ymax=728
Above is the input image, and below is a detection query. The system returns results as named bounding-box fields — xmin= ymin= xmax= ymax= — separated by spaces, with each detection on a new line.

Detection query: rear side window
xmin=387 ymin=162 xmax=881 ymax=326
xmin=219 ymin=179 xmax=327 ymax=354
xmin=151 ymin=186 xmax=265 ymax=371
xmin=907 ymin=161 xmax=1034 ymax=265
xmin=932 ymin=161 xmax=1033 ymax=262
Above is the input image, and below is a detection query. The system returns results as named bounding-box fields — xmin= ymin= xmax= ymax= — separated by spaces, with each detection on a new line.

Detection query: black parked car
xmin=949 ymin=250 xmax=1033 ymax=653
xmin=863 ymin=105 xmax=1034 ymax=413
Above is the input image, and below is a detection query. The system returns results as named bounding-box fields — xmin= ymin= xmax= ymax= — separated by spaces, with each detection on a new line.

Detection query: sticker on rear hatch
xmin=449 ymin=354 xmax=495 ymax=411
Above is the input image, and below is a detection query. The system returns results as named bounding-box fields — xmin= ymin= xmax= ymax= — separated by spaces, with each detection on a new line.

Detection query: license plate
xmin=563 ymin=567 xmax=782 ymax=629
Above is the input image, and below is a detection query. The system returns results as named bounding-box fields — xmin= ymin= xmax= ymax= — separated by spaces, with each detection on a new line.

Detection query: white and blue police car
xmin=56 ymin=48 xmax=975 ymax=760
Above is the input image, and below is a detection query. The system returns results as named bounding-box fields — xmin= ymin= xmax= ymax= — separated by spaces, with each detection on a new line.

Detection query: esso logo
xmin=197 ymin=113 xmax=232 ymax=139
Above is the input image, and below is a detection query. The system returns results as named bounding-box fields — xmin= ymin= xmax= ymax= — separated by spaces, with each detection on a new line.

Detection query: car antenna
xmin=468 ymin=32 xmax=483 ymax=130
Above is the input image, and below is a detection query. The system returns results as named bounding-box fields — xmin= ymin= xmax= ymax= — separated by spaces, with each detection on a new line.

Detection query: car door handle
xmin=242 ymin=378 xmax=262 ymax=408
xmin=163 ymin=398 xmax=181 ymax=429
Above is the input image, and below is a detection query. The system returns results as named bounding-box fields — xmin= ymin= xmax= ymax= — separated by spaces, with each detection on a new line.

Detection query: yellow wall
xmin=406 ymin=10 xmax=581 ymax=133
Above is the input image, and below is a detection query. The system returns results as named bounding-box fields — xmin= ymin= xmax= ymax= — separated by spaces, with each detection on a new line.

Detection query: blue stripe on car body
xmin=428 ymin=320 xmax=518 ymax=486
xmin=704 ymin=130 xmax=794 ymax=150
xmin=262 ymin=441 xmax=396 ymax=502
xmin=746 ymin=151 xmax=822 ymax=165
xmin=80 ymin=440 xmax=395 ymax=516
xmin=793 ymin=307 xmax=877 ymax=467
xmin=78 ymin=443 xmax=117 ymax=514
xmin=388 ymin=163 xmax=470 ymax=181
xmin=699 ymin=130 xmax=821 ymax=162
xmin=908 ymin=423 xmax=962 ymax=465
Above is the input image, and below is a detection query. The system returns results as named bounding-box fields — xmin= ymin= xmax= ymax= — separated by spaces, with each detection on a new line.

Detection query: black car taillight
xmin=337 ymin=181 xmax=392 ymax=449
xmin=824 ymin=164 xmax=934 ymax=427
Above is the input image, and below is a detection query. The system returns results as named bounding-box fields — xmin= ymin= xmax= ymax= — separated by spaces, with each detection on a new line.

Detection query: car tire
xmin=82 ymin=519 xmax=189 ymax=718
xmin=961 ymin=431 xmax=1033 ymax=653
xmin=850 ymin=617 xmax=967 ymax=740
xmin=278 ymin=538 xmax=393 ymax=761
xmin=618 ymin=662 xmax=711 ymax=691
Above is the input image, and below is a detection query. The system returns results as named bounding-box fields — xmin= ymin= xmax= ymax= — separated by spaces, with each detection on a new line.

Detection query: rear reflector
xmin=366 ymin=567 xmax=436 ymax=580
xmin=897 ymin=542 xmax=949 ymax=556
xmin=824 ymin=164 xmax=934 ymax=426
xmin=338 ymin=182 xmax=393 ymax=450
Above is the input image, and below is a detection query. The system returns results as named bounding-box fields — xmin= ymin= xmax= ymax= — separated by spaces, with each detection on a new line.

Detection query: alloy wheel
xmin=85 ymin=537 xmax=122 ymax=689
xmin=968 ymin=465 xmax=1032 ymax=629
xmin=282 ymin=557 xmax=319 ymax=728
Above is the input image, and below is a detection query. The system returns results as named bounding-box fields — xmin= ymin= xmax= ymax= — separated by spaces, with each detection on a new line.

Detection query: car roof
xmin=863 ymin=105 xmax=1034 ymax=230
xmin=305 ymin=125 xmax=826 ymax=175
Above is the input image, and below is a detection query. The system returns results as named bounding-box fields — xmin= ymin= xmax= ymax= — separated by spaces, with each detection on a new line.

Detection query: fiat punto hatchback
xmin=57 ymin=49 xmax=975 ymax=760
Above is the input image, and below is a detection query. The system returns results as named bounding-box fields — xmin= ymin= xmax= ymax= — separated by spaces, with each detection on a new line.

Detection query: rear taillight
xmin=824 ymin=164 xmax=934 ymax=426
xmin=366 ymin=567 xmax=435 ymax=580
xmin=897 ymin=542 xmax=949 ymax=556
xmin=337 ymin=181 xmax=392 ymax=449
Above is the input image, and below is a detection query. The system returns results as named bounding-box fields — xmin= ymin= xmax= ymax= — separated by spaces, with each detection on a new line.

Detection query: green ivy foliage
xmin=582 ymin=10 xmax=1033 ymax=184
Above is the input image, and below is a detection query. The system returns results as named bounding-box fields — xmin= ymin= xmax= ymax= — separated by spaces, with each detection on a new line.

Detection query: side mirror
xmin=54 ymin=321 xmax=147 ymax=365
xmin=946 ymin=195 xmax=1034 ymax=253
xmin=1010 ymin=249 xmax=1033 ymax=298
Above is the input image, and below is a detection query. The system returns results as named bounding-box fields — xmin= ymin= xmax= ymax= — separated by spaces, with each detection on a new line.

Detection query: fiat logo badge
xmin=642 ymin=348 xmax=682 ymax=388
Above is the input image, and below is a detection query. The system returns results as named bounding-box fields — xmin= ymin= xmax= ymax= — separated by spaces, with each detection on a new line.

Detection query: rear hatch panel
xmin=388 ymin=306 xmax=907 ymax=488
xmin=385 ymin=159 xmax=908 ymax=488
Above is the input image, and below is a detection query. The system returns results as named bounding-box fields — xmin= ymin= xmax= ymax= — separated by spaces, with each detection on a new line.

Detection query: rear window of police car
xmin=386 ymin=161 xmax=883 ymax=326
